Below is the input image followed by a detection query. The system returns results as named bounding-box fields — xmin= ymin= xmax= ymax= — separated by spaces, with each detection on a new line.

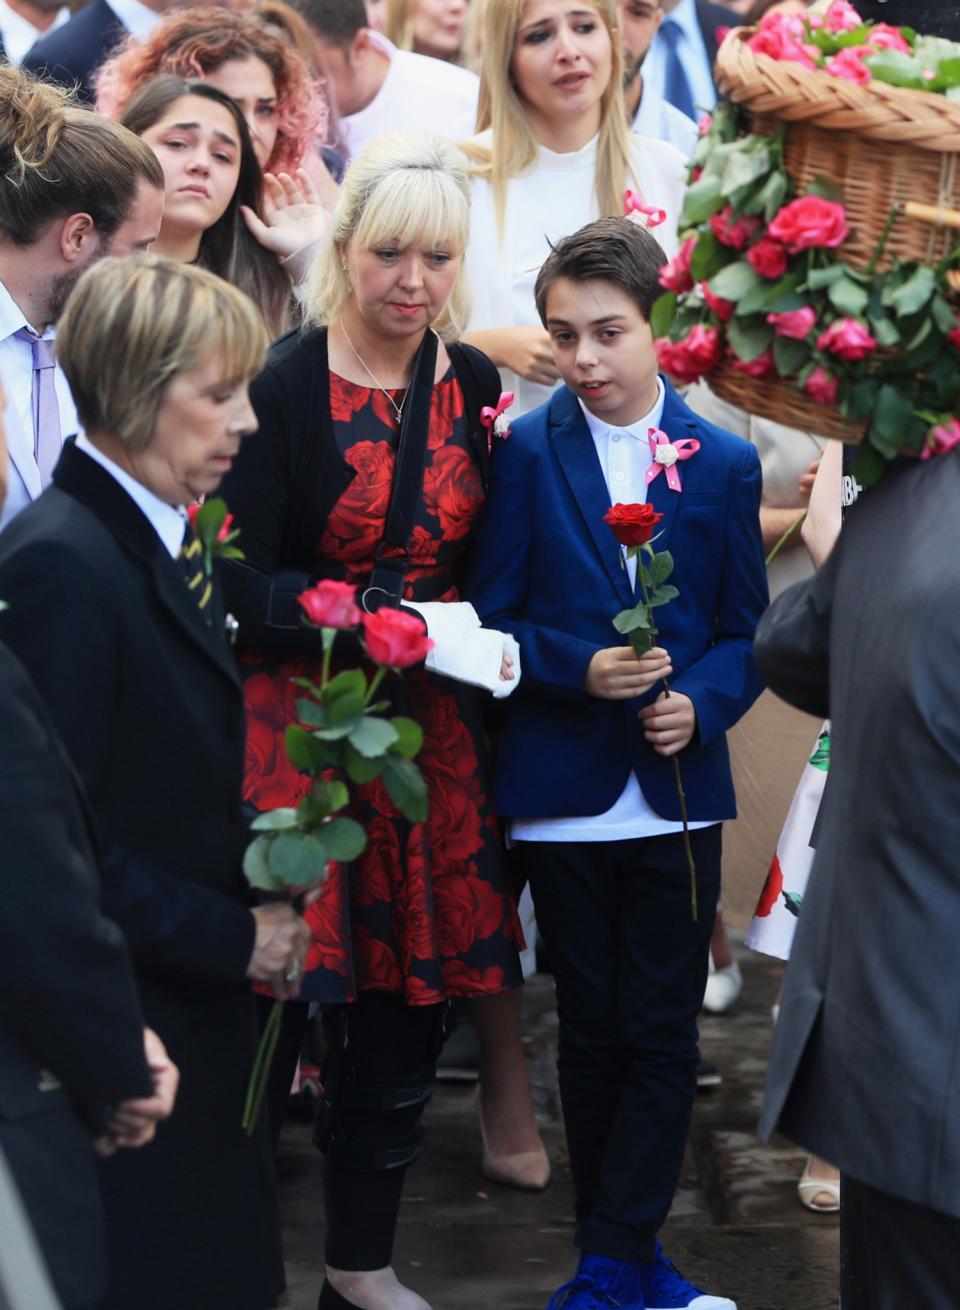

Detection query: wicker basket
xmin=701 ymin=27 xmax=960 ymax=440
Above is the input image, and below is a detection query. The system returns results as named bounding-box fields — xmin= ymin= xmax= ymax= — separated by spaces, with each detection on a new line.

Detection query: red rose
xmin=754 ymin=854 xmax=784 ymax=918
xmin=319 ymin=439 xmax=396 ymax=559
xmin=355 ymin=927 xmax=403 ymax=991
xmin=748 ymin=12 xmax=820 ymax=69
xmin=658 ymin=235 xmax=696 ymax=294
xmin=947 ymin=320 xmax=960 ymax=350
xmin=421 ymin=444 xmax=484 ymax=540
xmin=329 ymin=375 xmax=372 ymax=423
xmin=355 ymin=816 xmax=402 ymax=905
xmin=767 ymin=307 xmax=816 ymax=339
xmin=603 ymin=502 xmax=664 ymax=547
xmin=427 ymin=378 xmax=465 ymax=451
xmin=767 ymin=197 xmax=849 ymax=255
xmin=731 ymin=346 xmax=776 ymax=378
xmin=702 ymin=281 xmax=735 ymax=323
xmin=362 ymin=607 xmax=434 ymax=668
xmin=803 ymin=366 xmax=839 ymax=406
xmin=709 ymin=205 xmax=762 ymax=251
xmin=747 ymin=238 xmax=789 ymax=280
xmin=303 ymin=866 xmax=351 ymax=975
xmin=433 ymin=872 xmax=504 ymax=957
xmin=826 ymin=46 xmax=872 ymax=85
xmin=298 ymin=579 xmax=362 ymax=629
xmin=868 ymin=23 xmax=910 ymax=53
xmin=442 ymin=959 xmax=506 ymax=996
xmin=425 ymin=773 xmax=484 ymax=873
xmin=243 ymin=671 xmax=312 ymax=810
xmin=823 ymin=0 xmax=863 ymax=33
xmin=816 ymin=318 xmax=877 ymax=362
xmin=656 ymin=324 xmax=723 ymax=384
xmin=398 ymin=857 xmax=437 ymax=961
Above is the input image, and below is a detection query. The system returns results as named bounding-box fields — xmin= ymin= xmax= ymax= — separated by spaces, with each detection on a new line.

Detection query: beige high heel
xmin=797 ymin=1156 xmax=841 ymax=1213
xmin=477 ymin=1088 xmax=551 ymax=1191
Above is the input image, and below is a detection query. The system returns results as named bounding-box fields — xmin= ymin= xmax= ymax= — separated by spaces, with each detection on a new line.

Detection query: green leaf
xmin=708 ymin=260 xmax=762 ymax=303
xmin=847 ymin=377 xmax=881 ymax=422
xmin=268 ymin=830 xmax=330 ymax=885
xmin=322 ymin=817 xmax=367 ymax=862
xmin=343 ymin=742 xmax=385 ymax=784
xmin=868 ymin=384 xmax=916 ymax=457
xmin=805 ymin=265 xmax=845 ymax=291
xmin=889 ymin=266 xmax=936 ymax=318
xmin=327 ymin=692 xmax=366 ymax=725
xmin=310 ymin=723 xmax=356 ymax=741
xmin=243 ymin=835 xmax=285 ymax=893
xmin=296 ymin=790 xmax=334 ymax=826
xmin=743 ymin=169 xmax=788 ymax=222
xmin=681 ymin=174 xmax=725 ymax=225
xmin=323 ymin=668 xmax=367 ymax=702
xmin=647 ymin=585 xmax=680 ymax=608
xmin=650 ymin=292 xmax=677 ymax=341
xmin=805 ymin=175 xmax=844 ymax=203
xmin=348 ymin=715 xmax=399 ymax=758
xmin=649 ymin=551 xmax=674 ymax=587
xmin=720 ymin=142 xmax=770 ymax=197
xmin=250 ymin=807 xmax=301 ymax=832
xmin=852 ymin=441 xmax=890 ymax=488
xmin=904 ymin=317 xmax=933 ymax=354
xmin=628 ymin=629 xmax=655 ymax=657
xmin=690 ymin=231 xmax=729 ymax=283
xmin=868 ymin=315 xmax=901 ymax=348
xmin=192 ymin=496 xmax=228 ymax=544
xmin=613 ymin=606 xmax=652 ymax=636
xmin=295 ymin=697 xmax=327 ymax=728
xmin=285 ymin=724 xmax=325 ymax=772
xmin=932 ymin=295 xmax=957 ymax=335
xmin=773 ymin=336 xmax=810 ymax=378
xmin=317 ymin=779 xmax=349 ymax=814
xmin=389 ymin=716 xmax=424 ymax=759
xmin=864 ymin=48 xmax=926 ymax=90
xmin=382 ymin=753 xmax=429 ymax=823
xmin=726 ymin=316 xmax=773 ymax=363
xmin=828 ymin=277 xmax=869 ymax=316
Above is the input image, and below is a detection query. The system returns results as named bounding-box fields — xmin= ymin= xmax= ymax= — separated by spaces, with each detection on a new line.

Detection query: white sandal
xmin=797 ymin=1156 xmax=841 ymax=1213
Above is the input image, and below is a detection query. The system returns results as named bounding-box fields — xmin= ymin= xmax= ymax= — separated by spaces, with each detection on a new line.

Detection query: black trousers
xmin=517 ymin=827 xmax=721 ymax=1263
xmin=315 ymin=992 xmax=447 ymax=1271
xmin=841 ymin=1175 xmax=960 ymax=1309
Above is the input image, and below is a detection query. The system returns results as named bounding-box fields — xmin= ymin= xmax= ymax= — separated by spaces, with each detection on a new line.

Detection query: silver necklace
xmin=340 ymin=323 xmax=406 ymax=423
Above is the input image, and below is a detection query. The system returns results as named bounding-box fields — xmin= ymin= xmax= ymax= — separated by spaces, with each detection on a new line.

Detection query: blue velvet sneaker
xmin=639 ymin=1246 xmax=736 ymax=1310
xmin=547 ymin=1253 xmax=646 ymax=1309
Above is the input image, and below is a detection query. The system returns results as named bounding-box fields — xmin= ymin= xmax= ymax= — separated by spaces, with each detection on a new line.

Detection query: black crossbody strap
xmin=361 ymin=330 xmax=439 ymax=612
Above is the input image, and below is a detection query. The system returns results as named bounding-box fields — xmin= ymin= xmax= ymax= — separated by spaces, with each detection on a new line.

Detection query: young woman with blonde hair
xmin=218 ymin=130 xmax=528 ymax=1310
xmin=461 ymin=0 xmax=687 ymax=414
xmin=384 ymin=0 xmax=471 ymax=62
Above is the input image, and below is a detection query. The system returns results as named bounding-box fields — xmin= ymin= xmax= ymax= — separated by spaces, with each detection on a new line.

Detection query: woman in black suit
xmin=0 ymin=256 xmax=308 ymax=1310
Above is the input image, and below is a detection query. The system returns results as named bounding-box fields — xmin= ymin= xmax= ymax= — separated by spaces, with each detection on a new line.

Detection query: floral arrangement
xmin=241 ymin=581 xmax=432 ymax=1132
xmin=187 ymin=497 xmax=243 ymax=573
xmin=747 ymin=0 xmax=960 ymax=93
xmin=652 ymin=87 xmax=960 ymax=482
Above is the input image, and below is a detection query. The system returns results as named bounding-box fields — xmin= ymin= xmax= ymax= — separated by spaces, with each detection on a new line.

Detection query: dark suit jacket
xmin=0 ymin=443 xmax=284 ymax=1310
xmin=21 ymin=0 xmax=126 ymax=102
xmin=755 ymin=451 xmax=960 ymax=1219
xmin=468 ymin=378 xmax=768 ymax=821
xmin=696 ymin=0 xmax=742 ymax=77
xmin=0 ymin=640 xmax=151 ymax=1309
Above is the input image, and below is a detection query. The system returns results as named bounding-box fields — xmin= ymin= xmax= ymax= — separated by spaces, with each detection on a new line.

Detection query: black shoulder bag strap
xmin=360 ymin=329 xmax=439 ymax=613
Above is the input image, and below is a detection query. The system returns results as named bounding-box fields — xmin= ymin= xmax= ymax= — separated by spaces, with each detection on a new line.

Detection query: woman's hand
xmin=247 ymin=902 xmax=310 ymax=1000
xmin=241 ymin=168 xmax=331 ymax=260
xmin=585 ymin=646 xmax=672 ymax=700
xmin=499 ymin=650 xmax=516 ymax=682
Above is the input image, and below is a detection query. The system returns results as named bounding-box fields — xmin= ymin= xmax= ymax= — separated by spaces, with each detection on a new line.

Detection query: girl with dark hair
xmin=121 ymin=77 xmax=297 ymax=338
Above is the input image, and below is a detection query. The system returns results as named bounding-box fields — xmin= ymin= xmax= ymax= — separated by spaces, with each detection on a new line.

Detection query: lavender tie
xmin=16 ymin=327 xmax=63 ymax=488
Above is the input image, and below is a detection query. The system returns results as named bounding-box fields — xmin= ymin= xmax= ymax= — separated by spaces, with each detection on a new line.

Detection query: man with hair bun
xmin=0 ymin=67 xmax=164 ymax=532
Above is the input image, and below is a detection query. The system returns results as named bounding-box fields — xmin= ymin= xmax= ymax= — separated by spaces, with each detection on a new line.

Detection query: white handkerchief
xmin=402 ymin=601 xmax=521 ymax=698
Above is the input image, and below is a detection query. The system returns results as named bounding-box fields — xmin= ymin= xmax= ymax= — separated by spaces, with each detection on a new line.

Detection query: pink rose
xmin=768 ymin=197 xmax=849 ymax=254
xmin=921 ymin=417 xmax=960 ymax=461
xmin=826 ymin=46 xmax=872 ymax=85
xmin=298 ymin=579 xmax=362 ymax=629
xmin=702 ymin=281 xmax=734 ymax=323
xmin=658 ymin=235 xmax=696 ymax=293
xmin=803 ymin=366 xmax=840 ymax=406
xmin=749 ymin=13 xmax=821 ymax=69
xmin=817 ymin=317 xmax=877 ymax=361
xmin=747 ymin=238 xmax=789 ymax=280
xmin=868 ymin=23 xmax=910 ymax=53
xmin=697 ymin=113 xmax=713 ymax=135
xmin=731 ymin=347 xmax=776 ymax=379
xmin=362 ymin=607 xmax=434 ymax=668
xmin=824 ymin=0 xmax=863 ymax=32
xmin=656 ymin=324 xmax=723 ymax=384
xmin=709 ymin=205 xmax=763 ymax=251
xmin=767 ymin=307 xmax=816 ymax=339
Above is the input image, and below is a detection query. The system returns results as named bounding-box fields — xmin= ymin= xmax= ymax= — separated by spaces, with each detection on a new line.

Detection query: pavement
xmin=276 ymin=947 xmax=839 ymax=1310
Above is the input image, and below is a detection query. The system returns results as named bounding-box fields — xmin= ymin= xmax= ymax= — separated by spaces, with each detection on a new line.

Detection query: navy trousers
xmin=518 ymin=827 xmax=722 ymax=1263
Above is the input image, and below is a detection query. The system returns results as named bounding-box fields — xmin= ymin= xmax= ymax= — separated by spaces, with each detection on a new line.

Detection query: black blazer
xmin=21 ymin=0 xmax=126 ymax=102
xmin=218 ymin=325 xmax=502 ymax=657
xmin=0 ymin=640 xmax=151 ymax=1310
xmin=696 ymin=0 xmax=742 ymax=73
xmin=0 ymin=443 xmax=283 ymax=1310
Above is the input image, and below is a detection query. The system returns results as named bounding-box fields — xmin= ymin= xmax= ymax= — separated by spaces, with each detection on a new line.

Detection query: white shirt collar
xmin=0 ymin=0 xmax=69 ymax=64
xmin=0 ymin=277 xmax=51 ymax=342
xmin=76 ymin=433 xmax=186 ymax=558
xmin=662 ymin=0 xmax=698 ymax=40
xmin=106 ymin=0 xmax=161 ymax=40
xmin=579 ymin=375 xmax=666 ymax=447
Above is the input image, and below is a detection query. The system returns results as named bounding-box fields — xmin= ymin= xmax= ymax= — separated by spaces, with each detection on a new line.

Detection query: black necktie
xmin=179 ymin=519 xmax=213 ymax=625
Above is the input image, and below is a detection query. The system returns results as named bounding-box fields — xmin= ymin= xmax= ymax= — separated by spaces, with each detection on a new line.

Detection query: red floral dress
xmin=241 ymin=370 xmax=524 ymax=1006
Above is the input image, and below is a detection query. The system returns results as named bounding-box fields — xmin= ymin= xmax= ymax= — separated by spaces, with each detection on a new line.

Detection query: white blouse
xmin=465 ymin=131 xmax=687 ymax=416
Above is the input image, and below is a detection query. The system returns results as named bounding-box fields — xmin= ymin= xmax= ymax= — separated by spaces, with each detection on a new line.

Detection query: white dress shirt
xmin=642 ymin=0 xmax=718 ymax=120
xmin=341 ymin=33 xmax=479 ymax=161
xmin=76 ymin=433 xmax=186 ymax=558
xmin=511 ymin=378 xmax=719 ymax=842
xmin=631 ymin=88 xmax=700 ymax=162
xmin=106 ymin=0 xmax=162 ymax=39
xmin=0 ymin=279 xmax=80 ymax=533
xmin=0 ymin=0 xmax=68 ymax=64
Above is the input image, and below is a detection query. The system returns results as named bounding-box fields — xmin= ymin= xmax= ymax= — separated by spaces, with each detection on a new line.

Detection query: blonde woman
xmin=384 ymin=0 xmax=471 ymax=62
xmin=461 ymin=0 xmax=687 ymax=415
xmin=218 ymin=131 xmax=529 ymax=1310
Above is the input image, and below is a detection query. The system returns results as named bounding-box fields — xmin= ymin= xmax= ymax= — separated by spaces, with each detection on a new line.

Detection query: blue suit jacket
xmin=468 ymin=378 xmax=768 ymax=822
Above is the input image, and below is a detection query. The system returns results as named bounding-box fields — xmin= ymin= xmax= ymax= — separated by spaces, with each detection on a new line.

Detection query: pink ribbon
xmin=645 ymin=427 xmax=700 ymax=493
xmin=624 ymin=190 xmax=667 ymax=228
xmin=480 ymin=391 xmax=515 ymax=450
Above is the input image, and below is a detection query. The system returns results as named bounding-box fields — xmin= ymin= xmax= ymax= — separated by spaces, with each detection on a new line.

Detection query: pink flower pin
xmin=645 ymin=428 xmax=701 ymax=493
xmin=480 ymin=391 xmax=515 ymax=451
xmin=624 ymin=190 xmax=667 ymax=230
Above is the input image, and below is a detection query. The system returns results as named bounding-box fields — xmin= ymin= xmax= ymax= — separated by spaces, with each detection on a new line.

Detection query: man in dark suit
xmin=0 ymin=397 xmax=178 ymax=1310
xmin=755 ymin=447 xmax=960 ymax=1309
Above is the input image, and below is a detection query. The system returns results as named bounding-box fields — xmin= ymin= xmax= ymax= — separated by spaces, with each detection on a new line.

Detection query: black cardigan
xmin=218 ymin=325 xmax=502 ymax=657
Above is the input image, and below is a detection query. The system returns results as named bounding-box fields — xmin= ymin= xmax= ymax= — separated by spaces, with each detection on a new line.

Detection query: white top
xmin=76 ymin=433 xmax=186 ymax=558
xmin=642 ymin=0 xmax=718 ymax=121
xmin=0 ymin=279 xmax=80 ymax=533
xmin=0 ymin=0 xmax=68 ymax=64
xmin=107 ymin=0 xmax=162 ymax=40
xmin=511 ymin=377 xmax=719 ymax=843
xmin=465 ymin=131 xmax=687 ymax=417
xmin=631 ymin=88 xmax=700 ymax=162
xmin=340 ymin=33 xmax=480 ymax=161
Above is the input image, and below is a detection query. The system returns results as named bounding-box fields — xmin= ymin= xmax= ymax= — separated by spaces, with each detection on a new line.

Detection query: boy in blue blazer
xmin=469 ymin=218 xmax=768 ymax=1310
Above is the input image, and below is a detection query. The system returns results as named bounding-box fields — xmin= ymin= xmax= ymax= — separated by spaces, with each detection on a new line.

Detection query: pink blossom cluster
xmin=921 ymin=418 xmax=960 ymax=460
xmin=656 ymin=325 xmax=723 ymax=384
xmin=747 ymin=1 xmax=911 ymax=86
